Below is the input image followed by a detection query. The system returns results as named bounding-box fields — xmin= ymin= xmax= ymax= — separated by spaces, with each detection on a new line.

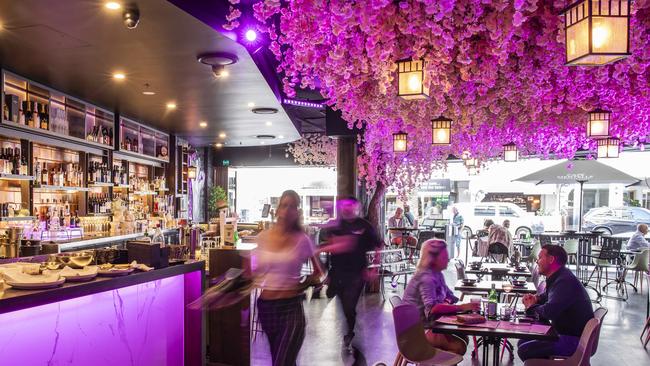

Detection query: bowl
xmin=512 ymin=280 xmax=527 ymax=287
xmin=59 ymin=251 xmax=95 ymax=269
xmin=461 ymin=279 xmax=477 ymax=286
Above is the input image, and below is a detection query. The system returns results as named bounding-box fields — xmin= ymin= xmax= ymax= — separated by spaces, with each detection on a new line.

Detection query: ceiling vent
xmin=251 ymin=107 xmax=278 ymax=114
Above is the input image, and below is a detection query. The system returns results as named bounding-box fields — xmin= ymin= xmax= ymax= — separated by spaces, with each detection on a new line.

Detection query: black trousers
xmin=257 ymin=296 xmax=306 ymax=366
xmin=330 ymin=269 xmax=365 ymax=334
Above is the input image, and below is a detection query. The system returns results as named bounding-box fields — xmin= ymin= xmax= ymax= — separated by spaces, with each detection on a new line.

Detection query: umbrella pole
xmin=578 ymin=180 xmax=585 ymax=232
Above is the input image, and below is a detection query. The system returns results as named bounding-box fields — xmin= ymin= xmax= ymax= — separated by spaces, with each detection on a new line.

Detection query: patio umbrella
xmin=513 ymin=160 xmax=640 ymax=231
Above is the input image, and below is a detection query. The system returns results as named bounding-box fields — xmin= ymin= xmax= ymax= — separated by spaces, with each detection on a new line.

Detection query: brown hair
xmin=278 ymin=190 xmax=303 ymax=233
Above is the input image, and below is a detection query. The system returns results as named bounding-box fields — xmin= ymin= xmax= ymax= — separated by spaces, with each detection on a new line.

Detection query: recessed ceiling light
xmin=215 ymin=143 xmax=223 ymax=148
xmin=166 ymin=102 xmax=177 ymax=110
xmin=265 ymin=121 xmax=272 ymax=126
xmin=142 ymin=91 xmax=156 ymax=95
xmin=105 ymin=2 xmax=121 ymax=10
xmin=252 ymin=107 xmax=278 ymax=114
xmin=112 ymin=72 xmax=126 ymax=80
xmin=247 ymin=102 xmax=255 ymax=108
xmin=278 ymin=135 xmax=284 ymax=139
xmin=219 ymin=132 xmax=226 ymax=138
xmin=260 ymin=141 xmax=266 ymax=145
xmin=220 ymin=70 xmax=229 ymax=78
xmin=245 ymin=29 xmax=258 ymax=42
xmin=199 ymin=121 xmax=208 ymax=128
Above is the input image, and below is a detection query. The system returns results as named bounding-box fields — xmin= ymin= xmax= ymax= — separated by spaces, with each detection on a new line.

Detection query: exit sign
xmin=222 ymin=160 xmax=230 ymax=166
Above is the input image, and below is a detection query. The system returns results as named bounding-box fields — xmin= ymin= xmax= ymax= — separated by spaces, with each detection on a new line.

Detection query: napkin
xmin=130 ymin=261 xmax=153 ymax=272
xmin=60 ymin=266 xmax=98 ymax=277
xmin=1 ymin=268 xmax=60 ymax=284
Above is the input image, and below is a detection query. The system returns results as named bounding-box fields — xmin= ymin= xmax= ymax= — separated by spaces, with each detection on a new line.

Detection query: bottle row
xmin=35 ymin=198 xmax=81 ymax=232
xmin=88 ymin=162 xmax=127 ymax=185
xmin=88 ymin=193 xmax=112 ymax=215
xmin=34 ymin=161 xmax=83 ymax=187
xmin=0 ymin=147 xmax=28 ymax=175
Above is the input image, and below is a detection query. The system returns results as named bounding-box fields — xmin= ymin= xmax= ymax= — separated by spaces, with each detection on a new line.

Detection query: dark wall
xmin=213 ymin=144 xmax=299 ymax=167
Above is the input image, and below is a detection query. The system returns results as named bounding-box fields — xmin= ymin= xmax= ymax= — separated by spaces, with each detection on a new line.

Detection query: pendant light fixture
xmin=431 ymin=117 xmax=452 ymax=145
xmin=587 ymin=109 xmax=611 ymax=137
xmin=597 ymin=137 xmax=620 ymax=158
xmin=397 ymin=59 xmax=429 ymax=100
xmin=562 ymin=0 xmax=631 ymax=66
xmin=503 ymin=143 xmax=518 ymax=162
xmin=393 ymin=131 xmax=408 ymax=152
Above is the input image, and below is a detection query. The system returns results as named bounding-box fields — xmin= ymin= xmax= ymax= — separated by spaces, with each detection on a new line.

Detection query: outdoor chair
xmin=584 ymin=239 xmax=622 ymax=297
xmin=391 ymin=304 xmax=464 ymax=366
xmin=643 ymin=273 xmax=650 ymax=348
xmin=563 ymin=239 xmax=579 ymax=267
xmin=591 ymin=307 xmax=608 ymax=356
xmin=389 ymin=295 xmax=402 ymax=309
xmin=454 ymin=260 xmax=466 ymax=301
xmin=523 ymin=318 xmax=600 ymax=366
xmin=368 ymin=248 xmax=416 ymax=299
xmin=622 ymin=249 xmax=649 ymax=294
xmin=414 ymin=230 xmax=438 ymax=260
xmin=487 ymin=242 xmax=509 ymax=263
xmin=525 ymin=240 xmax=542 ymax=267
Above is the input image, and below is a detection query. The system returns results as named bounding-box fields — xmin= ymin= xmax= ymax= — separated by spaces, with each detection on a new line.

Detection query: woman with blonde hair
xmin=402 ymin=239 xmax=478 ymax=355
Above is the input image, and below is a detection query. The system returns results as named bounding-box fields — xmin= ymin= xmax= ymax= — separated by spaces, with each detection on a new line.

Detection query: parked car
xmin=582 ymin=206 xmax=650 ymax=235
xmin=445 ymin=202 xmax=543 ymax=239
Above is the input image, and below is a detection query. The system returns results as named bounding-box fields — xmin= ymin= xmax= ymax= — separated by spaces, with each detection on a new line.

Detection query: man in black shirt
xmin=320 ymin=197 xmax=382 ymax=348
xmin=518 ymin=245 xmax=594 ymax=361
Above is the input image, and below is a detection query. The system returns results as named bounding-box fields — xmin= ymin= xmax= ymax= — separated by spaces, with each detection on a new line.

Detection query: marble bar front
xmin=0 ymin=261 xmax=204 ymax=366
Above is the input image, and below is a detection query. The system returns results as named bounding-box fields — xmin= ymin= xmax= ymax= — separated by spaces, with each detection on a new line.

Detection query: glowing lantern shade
xmin=187 ymin=166 xmax=197 ymax=180
xmin=504 ymin=143 xmax=518 ymax=162
xmin=431 ymin=117 xmax=452 ymax=145
xmin=397 ymin=59 xmax=429 ymax=100
xmin=562 ymin=0 xmax=630 ymax=66
xmin=393 ymin=131 xmax=408 ymax=153
xmin=597 ymin=138 xmax=620 ymax=158
xmin=587 ymin=109 xmax=611 ymax=137
xmin=463 ymin=152 xmax=477 ymax=168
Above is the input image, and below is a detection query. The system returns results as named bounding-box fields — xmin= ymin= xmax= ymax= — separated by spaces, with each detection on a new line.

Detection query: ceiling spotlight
xmin=211 ymin=65 xmax=229 ymax=78
xmin=278 ymin=135 xmax=284 ymax=139
xmin=215 ymin=143 xmax=223 ymax=148
xmin=251 ymin=107 xmax=278 ymax=114
xmin=105 ymin=2 xmax=121 ymax=10
xmin=122 ymin=4 xmax=140 ymax=29
xmin=142 ymin=91 xmax=155 ymax=95
xmin=265 ymin=121 xmax=272 ymax=126
xmin=219 ymin=132 xmax=226 ymax=138
xmin=247 ymin=102 xmax=255 ymax=108
xmin=260 ymin=141 xmax=266 ymax=145
xmin=245 ymin=29 xmax=257 ymax=42
xmin=166 ymin=102 xmax=177 ymax=110
xmin=199 ymin=121 xmax=208 ymax=128
xmin=198 ymin=52 xmax=238 ymax=78
xmin=112 ymin=72 xmax=126 ymax=80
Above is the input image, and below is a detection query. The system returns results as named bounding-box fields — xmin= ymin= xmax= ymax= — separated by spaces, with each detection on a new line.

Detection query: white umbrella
xmin=513 ymin=160 xmax=640 ymax=231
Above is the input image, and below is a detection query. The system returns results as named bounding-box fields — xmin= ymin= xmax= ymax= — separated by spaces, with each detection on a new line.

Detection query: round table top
xmin=387 ymin=227 xmax=419 ymax=231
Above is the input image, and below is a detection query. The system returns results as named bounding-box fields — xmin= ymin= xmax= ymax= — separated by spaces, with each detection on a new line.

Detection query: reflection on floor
xmin=251 ymin=267 xmax=650 ymax=366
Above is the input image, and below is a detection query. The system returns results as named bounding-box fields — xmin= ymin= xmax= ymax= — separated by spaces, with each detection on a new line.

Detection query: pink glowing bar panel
xmin=0 ymin=271 xmax=202 ymax=366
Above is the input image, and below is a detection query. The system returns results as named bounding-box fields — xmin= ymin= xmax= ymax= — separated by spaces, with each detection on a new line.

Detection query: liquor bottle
xmin=3 ymin=98 xmax=9 ymax=121
xmin=487 ymin=284 xmax=498 ymax=319
xmin=0 ymin=148 xmax=5 ymax=174
xmin=33 ymin=102 xmax=41 ymax=128
xmin=20 ymin=149 xmax=28 ymax=175
xmin=39 ymin=103 xmax=49 ymax=130
xmin=22 ymin=101 xmax=33 ymax=127
xmin=41 ymin=162 xmax=48 ymax=186
xmin=33 ymin=161 xmax=41 ymax=187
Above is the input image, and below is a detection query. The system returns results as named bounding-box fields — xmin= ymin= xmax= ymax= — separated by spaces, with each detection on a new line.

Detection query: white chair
xmin=523 ymin=318 xmax=600 ymax=366
xmin=392 ymin=304 xmax=463 ymax=366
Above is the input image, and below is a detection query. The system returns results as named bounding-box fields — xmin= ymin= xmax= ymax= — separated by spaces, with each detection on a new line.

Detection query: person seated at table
xmin=388 ymin=207 xmax=417 ymax=248
xmin=518 ymin=245 xmax=594 ymax=361
xmin=626 ymin=223 xmax=650 ymax=251
xmin=402 ymin=239 xmax=480 ymax=355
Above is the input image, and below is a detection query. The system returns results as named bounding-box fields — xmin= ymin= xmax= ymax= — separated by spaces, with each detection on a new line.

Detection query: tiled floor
xmin=251 ymin=268 xmax=650 ymax=366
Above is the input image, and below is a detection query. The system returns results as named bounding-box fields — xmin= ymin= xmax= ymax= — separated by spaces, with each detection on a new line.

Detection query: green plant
xmin=208 ymin=186 xmax=228 ymax=217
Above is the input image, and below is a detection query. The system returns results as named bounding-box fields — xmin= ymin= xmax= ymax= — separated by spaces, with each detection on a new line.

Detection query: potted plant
xmin=208 ymin=186 xmax=228 ymax=219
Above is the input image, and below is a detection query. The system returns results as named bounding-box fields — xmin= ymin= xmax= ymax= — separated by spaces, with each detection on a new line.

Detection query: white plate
xmin=7 ymin=278 xmax=65 ymax=290
xmin=62 ymin=273 xmax=98 ymax=282
xmin=97 ymin=268 xmax=134 ymax=276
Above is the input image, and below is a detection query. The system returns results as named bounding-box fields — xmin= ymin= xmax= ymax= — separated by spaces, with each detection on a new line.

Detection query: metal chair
xmin=487 ymin=242 xmax=509 ymax=263
xmin=454 ymin=260 xmax=466 ymax=301
xmin=622 ymin=249 xmax=650 ymax=294
xmin=563 ymin=239 xmax=579 ymax=267
xmin=390 ymin=295 xmax=403 ymax=309
xmin=584 ymin=238 xmax=622 ymax=300
xmin=392 ymin=304 xmax=464 ymax=366
xmin=523 ymin=318 xmax=600 ymax=366
xmin=592 ymin=307 xmax=608 ymax=356
xmin=414 ymin=230 xmax=438 ymax=259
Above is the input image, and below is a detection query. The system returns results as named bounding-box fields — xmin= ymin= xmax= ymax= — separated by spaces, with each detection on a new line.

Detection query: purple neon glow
xmin=283 ymin=98 xmax=325 ymax=109
xmin=0 ymin=274 xmax=197 ymax=366
xmin=245 ymin=29 xmax=257 ymax=42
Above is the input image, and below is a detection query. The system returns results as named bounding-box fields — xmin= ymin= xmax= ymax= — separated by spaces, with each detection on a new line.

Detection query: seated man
xmin=388 ymin=207 xmax=416 ymax=248
xmin=402 ymin=239 xmax=479 ymax=355
xmin=626 ymin=223 xmax=650 ymax=251
xmin=518 ymin=245 xmax=594 ymax=361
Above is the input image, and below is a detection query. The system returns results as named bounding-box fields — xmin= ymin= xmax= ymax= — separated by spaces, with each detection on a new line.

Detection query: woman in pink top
xmin=255 ymin=190 xmax=323 ymax=366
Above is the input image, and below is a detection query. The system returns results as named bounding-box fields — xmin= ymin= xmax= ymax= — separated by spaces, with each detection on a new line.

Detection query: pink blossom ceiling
xmin=229 ymin=0 xmax=650 ymax=196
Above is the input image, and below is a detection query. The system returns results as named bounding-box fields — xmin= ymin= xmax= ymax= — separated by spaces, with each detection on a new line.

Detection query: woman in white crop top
xmin=254 ymin=190 xmax=322 ymax=366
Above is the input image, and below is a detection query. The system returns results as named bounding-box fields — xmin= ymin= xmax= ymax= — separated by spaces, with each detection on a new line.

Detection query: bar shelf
xmin=118 ymin=117 xmax=169 ymax=163
xmin=34 ymin=185 xmax=90 ymax=192
xmin=0 ymin=216 xmax=35 ymax=222
xmin=0 ymin=173 xmax=34 ymax=181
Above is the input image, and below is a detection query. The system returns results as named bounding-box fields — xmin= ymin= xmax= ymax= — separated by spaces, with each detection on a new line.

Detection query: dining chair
xmin=390 ymin=295 xmax=403 ymax=309
xmin=623 ymin=249 xmax=649 ymax=294
xmin=591 ymin=307 xmax=608 ymax=356
xmin=454 ymin=260 xmax=467 ymax=301
xmin=392 ymin=304 xmax=464 ymax=366
xmin=487 ymin=242 xmax=509 ymax=263
xmin=523 ymin=318 xmax=600 ymax=366
xmin=563 ymin=239 xmax=579 ymax=268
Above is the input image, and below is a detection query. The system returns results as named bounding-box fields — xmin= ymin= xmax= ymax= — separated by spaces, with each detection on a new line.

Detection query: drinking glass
xmin=500 ymin=305 xmax=512 ymax=321
xmin=470 ymin=298 xmax=481 ymax=314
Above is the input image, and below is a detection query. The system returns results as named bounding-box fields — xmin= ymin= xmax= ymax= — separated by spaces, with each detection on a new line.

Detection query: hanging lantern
xmin=597 ymin=138 xmax=620 ymax=158
xmin=562 ymin=0 xmax=631 ymax=66
xmin=188 ymin=166 xmax=197 ymax=180
xmin=397 ymin=59 xmax=429 ymax=100
xmin=431 ymin=117 xmax=452 ymax=145
xmin=503 ymin=143 xmax=518 ymax=162
xmin=464 ymin=156 xmax=477 ymax=168
xmin=392 ymin=131 xmax=408 ymax=152
xmin=587 ymin=109 xmax=611 ymax=137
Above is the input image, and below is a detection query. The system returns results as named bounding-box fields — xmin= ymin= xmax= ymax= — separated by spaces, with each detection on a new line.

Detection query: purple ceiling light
xmin=283 ymin=98 xmax=325 ymax=109
xmin=245 ymin=29 xmax=258 ymax=42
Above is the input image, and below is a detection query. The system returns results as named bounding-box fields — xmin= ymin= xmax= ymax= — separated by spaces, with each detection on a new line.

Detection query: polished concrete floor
xmin=251 ymin=267 xmax=650 ymax=366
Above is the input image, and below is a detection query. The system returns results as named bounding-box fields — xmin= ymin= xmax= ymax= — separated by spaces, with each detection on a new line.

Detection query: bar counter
xmin=56 ymin=228 xmax=179 ymax=252
xmin=0 ymin=261 xmax=204 ymax=366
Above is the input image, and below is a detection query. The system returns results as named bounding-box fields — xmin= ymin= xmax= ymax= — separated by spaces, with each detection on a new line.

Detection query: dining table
xmin=426 ymin=313 xmax=558 ymax=366
xmin=455 ymin=280 xmax=536 ymax=302
xmin=465 ymin=263 xmax=532 ymax=279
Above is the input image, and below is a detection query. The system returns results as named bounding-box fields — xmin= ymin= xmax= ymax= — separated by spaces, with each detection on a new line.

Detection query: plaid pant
xmin=257 ymin=296 xmax=306 ymax=366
